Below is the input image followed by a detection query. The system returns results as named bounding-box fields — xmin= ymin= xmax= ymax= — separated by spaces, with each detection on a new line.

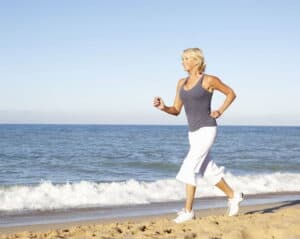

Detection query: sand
xmin=1 ymin=200 xmax=300 ymax=239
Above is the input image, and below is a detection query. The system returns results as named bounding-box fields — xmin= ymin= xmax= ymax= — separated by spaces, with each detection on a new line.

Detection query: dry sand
xmin=1 ymin=200 xmax=300 ymax=239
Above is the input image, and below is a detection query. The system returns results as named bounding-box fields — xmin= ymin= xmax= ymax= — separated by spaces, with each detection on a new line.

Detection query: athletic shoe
xmin=227 ymin=192 xmax=244 ymax=216
xmin=173 ymin=208 xmax=195 ymax=223
xmin=177 ymin=208 xmax=185 ymax=215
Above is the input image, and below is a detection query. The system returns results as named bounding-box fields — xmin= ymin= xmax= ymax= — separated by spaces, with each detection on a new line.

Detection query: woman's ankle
xmin=185 ymin=207 xmax=193 ymax=212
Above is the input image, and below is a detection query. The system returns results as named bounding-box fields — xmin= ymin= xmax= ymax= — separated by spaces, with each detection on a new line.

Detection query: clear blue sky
xmin=1 ymin=1 xmax=299 ymax=125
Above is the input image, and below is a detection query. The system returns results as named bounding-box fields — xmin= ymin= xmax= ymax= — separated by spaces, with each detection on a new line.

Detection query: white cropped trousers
xmin=175 ymin=126 xmax=224 ymax=186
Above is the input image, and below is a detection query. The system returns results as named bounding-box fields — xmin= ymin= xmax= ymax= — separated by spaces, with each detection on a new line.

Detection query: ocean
xmin=0 ymin=124 xmax=300 ymax=224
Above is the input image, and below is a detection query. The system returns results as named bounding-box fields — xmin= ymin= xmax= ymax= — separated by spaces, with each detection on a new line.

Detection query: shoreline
xmin=1 ymin=191 xmax=300 ymax=238
xmin=1 ymin=200 xmax=300 ymax=238
xmin=1 ymin=191 xmax=300 ymax=228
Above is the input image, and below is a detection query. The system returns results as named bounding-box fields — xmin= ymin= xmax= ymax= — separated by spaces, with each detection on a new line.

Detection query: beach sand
xmin=1 ymin=200 xmax=300 ymax=239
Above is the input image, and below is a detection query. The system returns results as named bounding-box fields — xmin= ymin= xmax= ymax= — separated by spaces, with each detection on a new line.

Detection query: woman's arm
xmin=208 ymin=76 xmax=236 ymax=118
xmin=153 ymin=78 xmax=185 ymax=116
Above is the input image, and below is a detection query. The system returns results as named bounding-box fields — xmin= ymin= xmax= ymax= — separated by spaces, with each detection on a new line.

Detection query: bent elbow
xmin=174 ymin=107 xmax=180 ymax=116
xmin=231 ymin=90 xmax=237 ymax=100
xmin=232 ymin=93 xmax=237 ymax=100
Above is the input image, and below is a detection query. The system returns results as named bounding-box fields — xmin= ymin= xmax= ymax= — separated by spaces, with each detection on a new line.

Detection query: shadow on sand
xmin=244 ymin=199 xmax=300 ymax=215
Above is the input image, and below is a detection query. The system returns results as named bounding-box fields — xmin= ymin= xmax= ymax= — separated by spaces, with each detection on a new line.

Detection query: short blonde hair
xmin=182 ymin=48 xmax=206 ymax=73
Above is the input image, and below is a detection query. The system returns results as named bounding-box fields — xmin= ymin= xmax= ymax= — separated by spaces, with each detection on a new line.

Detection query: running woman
xmin=153 ymin=48 xmax=244 ymax=223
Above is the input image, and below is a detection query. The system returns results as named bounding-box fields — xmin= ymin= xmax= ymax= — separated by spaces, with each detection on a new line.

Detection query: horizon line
xmin=0 ymin=123 xmax=299 ymax=127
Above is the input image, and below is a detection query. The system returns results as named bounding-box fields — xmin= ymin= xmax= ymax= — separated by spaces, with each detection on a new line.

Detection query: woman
xmin=153 ymin=48 xmax=244 ymax=223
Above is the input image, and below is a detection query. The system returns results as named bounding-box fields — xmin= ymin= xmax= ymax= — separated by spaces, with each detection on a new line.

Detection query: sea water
xmin=0 ymin=124 xmax=299 ymax=213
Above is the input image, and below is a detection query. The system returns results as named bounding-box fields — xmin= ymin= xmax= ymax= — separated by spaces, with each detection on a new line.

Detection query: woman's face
xmin=181 ymin=54 xmax=198 ymax=72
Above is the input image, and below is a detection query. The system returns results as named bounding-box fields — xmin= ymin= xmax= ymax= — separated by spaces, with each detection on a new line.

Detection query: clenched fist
xmin=153 ymin=96 xmax=165 ymax=110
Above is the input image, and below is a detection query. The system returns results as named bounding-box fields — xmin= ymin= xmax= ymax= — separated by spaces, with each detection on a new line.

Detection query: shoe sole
xmin=173 ymin=215 xmax=196 ymax=224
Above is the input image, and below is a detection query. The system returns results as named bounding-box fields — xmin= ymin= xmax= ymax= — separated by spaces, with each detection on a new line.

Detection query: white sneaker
xmin=173 ymin=208 xmax=195 ymax=223
xmin=176 ymin=208 xmax=186 ymax=215
xmin=227 ymin=192 xmax=244 ymax=216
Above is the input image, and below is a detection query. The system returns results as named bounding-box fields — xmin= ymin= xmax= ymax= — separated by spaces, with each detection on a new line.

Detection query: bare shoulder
xmin=177 ymin=77 xmax=186 ymax=87
xmin=178 ymin=77 xmax=186 ymax=84
xmin=204 ymin=74 xmax=221 ymax=83
xmin=203 ymin=74 xmax=222 ymax=92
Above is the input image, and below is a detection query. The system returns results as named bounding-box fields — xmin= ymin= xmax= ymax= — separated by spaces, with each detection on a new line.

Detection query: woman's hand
xmin=153 ymin=96 xmax=165 ymax=110
xmin=210 ymin=110 xmax=222 ymax=119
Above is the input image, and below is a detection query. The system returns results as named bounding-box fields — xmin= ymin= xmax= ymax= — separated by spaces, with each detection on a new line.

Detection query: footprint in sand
xmin=138 ymin=225 xmax=147 ymax=231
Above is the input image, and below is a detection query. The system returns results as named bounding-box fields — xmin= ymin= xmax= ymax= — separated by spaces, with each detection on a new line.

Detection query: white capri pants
xmin=175 ymin=126 xmax=224 ymax=186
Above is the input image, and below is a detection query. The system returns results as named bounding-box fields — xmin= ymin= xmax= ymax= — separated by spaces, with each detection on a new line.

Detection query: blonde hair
xmin=182 ymin=48 xmax=206 ymax=73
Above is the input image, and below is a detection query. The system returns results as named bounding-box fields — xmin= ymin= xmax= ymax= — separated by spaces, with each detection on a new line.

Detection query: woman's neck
xmin=187 ymin=67 xmax=202 ymax=79
xmin=188 ymin=72 xmax=203 ymax=81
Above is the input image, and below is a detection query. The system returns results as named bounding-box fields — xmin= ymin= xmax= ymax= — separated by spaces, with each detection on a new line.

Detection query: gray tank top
xmin=180 ymin=74 xmax=217 ymax=132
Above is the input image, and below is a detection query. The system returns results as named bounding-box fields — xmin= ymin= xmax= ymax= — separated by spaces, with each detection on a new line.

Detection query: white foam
xmin=0 ymin=172 xmax=299 ymax=211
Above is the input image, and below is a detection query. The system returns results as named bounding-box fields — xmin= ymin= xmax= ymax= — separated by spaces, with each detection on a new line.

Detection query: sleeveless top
xmin=179 ymin=74 xmax=217 ymax=132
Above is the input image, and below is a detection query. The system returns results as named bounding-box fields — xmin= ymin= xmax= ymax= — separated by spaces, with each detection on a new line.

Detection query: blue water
xmin=1 ymin=124 xmax=299 ymax=185
xmin=0 ymin=124 xmax=299 ymax=212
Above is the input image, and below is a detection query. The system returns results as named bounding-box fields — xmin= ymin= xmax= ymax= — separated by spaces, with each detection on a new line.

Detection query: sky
xmin=0 ymin=0 xmax=299 ymax=126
